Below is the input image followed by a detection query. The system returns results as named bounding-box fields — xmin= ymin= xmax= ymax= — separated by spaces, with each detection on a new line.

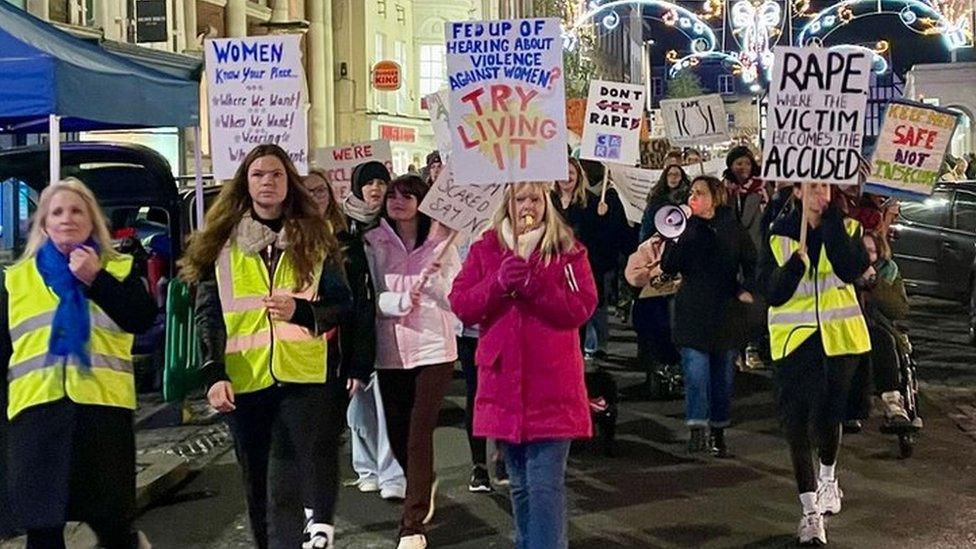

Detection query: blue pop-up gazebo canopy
xmin=0 ymin=1 xmax=199 ymax=133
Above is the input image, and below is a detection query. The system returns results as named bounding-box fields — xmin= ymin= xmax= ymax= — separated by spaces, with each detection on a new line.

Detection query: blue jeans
xmin=680 ymin=348 xmax=736 ymax=428
xmin=346 ymin=373 xmax=405 ymax=491
xmin=501 ymin=440 xmax=572 ymax=549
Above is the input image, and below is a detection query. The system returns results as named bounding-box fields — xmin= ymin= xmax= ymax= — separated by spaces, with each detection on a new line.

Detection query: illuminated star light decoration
xmin=731 ymin=0 xmax=783 ymax=84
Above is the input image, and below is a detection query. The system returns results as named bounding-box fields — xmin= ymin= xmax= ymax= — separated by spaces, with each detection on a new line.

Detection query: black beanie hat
xmin=351 ymin=161 xmax=391 ymax=199
xmin=726 ymin=146 xmax=755 ymax=168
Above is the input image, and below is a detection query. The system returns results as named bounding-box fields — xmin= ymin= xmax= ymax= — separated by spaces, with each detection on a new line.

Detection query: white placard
xmin=686 ymin=157 xmax=727 ymax=178
xmin=425 ymin=89 xmax=453 ymax=160
xmin=419 ymin=162 xmax=506 ymax=238
xmin=659 ymin=94 xmax=730 ymax=146
xmin=205 ymin=35 xmax=308 ymax=180
xmin=761 ymin=46 xmax=872 ymax=185
xmin=445 ymin=18 xmax=568 ymax=185
xmin=869 ymin=100 xmax=959 ymax=196
xmin=580 ymin=80 xmax=645 ymax=165
xmin=313 ymin=140 xmax=393 ymax=203
xmin=608 ymin=164 xmax=656 ymax=224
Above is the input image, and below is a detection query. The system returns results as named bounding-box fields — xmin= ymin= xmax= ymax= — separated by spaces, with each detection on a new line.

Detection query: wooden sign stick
xmin=799 ymin=182 xmax=810 ymax=256
xmin=509 ymin=183 xmax=520 ymax=254
xmin=598 ymin=167 xmax=610 ymax=216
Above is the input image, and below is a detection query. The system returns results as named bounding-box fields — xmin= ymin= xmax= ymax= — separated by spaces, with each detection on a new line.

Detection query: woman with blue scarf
xmin=0 ymin=178 xmax=157 ymax=548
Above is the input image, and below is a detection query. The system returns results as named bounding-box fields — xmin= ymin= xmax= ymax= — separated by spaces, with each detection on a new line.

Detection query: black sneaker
xmin=709 ymin=428 xmax=730 ymax=458
xmin=494 ymin=459 xmax=510 ymax=487
xmin=468 ymin=466 xmax=492 ymax=493
xmin=687 ymin=427 xmax=708 ymax=454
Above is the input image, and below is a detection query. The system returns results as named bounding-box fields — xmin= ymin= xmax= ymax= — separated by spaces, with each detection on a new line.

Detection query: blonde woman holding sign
xmin=450 ymin=182 xmax=597 ymax=549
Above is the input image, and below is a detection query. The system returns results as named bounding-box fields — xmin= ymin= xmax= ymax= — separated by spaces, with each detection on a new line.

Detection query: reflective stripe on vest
xmin=767 ymin=220 xmax=871 ymax=361
xmin=215 ymin=242 xmax=328 ymax=394
xmin=5 ymin=255 xmax=136 ymax=420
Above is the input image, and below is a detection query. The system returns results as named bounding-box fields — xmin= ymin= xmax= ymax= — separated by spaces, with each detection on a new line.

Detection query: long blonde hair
xmin=567 ymin=157 xmax=589 ymax=208
xmin=179 ymin=144 xmax=338 ymax=290
xmin=21 ymin=178 xmax=119 ymax=261
xmin=491 ymin=182 xmax=577 ymax=264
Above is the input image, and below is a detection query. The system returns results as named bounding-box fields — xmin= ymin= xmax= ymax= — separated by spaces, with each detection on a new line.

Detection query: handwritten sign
xmin=425 ymin=89 xmax=453 ymax=159
xmin=869 ymin=100 xmax=959 ymax=196
xmin=659 ymin=94 xmax=729 ymax=146
xmin=608 ymin=164 xmax=656 ymax=224
xmin=205 ymin=35 xmax=308 ymax=180
xmin=419 ymin=162 xmax=506 ymax=239
xmin=580 ymin=80 xmax=645 ymax=165
xmin=313 ymin=140 xmax=393 ymax=203
xmin=761 ymin=46 xmax=871 ymax=185
xmin=639 ymin=138 xmax=672 ymax=169
xmin=446 ymin=18 xmax=568 ymax=185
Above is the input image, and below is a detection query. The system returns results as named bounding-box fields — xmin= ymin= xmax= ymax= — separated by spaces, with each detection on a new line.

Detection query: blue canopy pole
xmin=194 ymin=126 xmax=204 ymax=229
xmin=49 ymin=114 xmax=60 ymax=186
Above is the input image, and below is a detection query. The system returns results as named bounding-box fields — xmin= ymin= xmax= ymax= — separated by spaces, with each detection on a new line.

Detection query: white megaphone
xmin=654 ymin=204 xmax=692 ymax=240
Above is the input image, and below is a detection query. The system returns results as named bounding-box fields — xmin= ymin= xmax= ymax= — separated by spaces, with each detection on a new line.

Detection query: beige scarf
xmin=234 ymin=212 xmax=290 ymax=253
xmin=500 ymin=220 xmax=544 ymax=260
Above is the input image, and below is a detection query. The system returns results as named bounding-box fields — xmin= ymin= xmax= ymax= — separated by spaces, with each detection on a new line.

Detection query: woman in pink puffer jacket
xmin=449 ymin=181 xmax=597 ymax=549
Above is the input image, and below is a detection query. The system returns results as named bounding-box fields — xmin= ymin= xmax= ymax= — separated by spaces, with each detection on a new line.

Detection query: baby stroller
xmin=872 ymin=318 xmax=923 ymax=458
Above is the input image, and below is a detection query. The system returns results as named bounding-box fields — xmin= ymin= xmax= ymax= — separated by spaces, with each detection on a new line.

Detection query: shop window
xmin=420 ymin=44 xmax=446 ymax=97
xmin=718 ymin=75 xmax=734 ymax=95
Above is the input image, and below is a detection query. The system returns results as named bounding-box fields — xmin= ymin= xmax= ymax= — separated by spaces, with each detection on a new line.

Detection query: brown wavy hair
xmin=179 ymin=144 xmax=338 ymax=290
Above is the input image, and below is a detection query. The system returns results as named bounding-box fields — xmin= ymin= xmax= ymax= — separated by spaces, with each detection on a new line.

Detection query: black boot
xmin=710 ymin=428 xmax=729 ymax=458
xmin=687 ymin=427 xmax=708 ymax=454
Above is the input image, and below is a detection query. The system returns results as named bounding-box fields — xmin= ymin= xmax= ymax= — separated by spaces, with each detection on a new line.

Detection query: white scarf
xmin=500 ymin=220 xmax=544 ymax=259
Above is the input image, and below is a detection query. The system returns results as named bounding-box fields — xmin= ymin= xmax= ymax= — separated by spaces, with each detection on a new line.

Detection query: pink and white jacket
xmin=364 ymin=219 xmax=459 ymax=369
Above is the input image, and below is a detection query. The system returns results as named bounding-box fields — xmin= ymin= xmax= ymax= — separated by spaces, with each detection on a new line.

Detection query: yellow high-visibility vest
xmin=5 ymin=255 xmax=136 ymax=420
xmin=768 ymin=219 xmax=871 ymax=361
xmin=215 ymin=242 xmax=328 ymax=394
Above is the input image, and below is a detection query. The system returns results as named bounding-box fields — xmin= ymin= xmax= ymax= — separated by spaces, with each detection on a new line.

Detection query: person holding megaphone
xmin=659 ymin=176 xmax=757 ymax=457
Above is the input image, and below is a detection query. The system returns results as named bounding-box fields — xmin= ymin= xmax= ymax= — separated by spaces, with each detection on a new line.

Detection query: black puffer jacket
xmin=336 ymin=229 xmax=375 ymax=383
xmin=661 ymin=206 xmax=757 ymax=352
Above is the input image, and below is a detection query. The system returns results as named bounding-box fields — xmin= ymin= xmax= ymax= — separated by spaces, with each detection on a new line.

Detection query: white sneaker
xmin=396 ymin=534 xmax=428 ymax=549
xmin=422 ymin=476 xmax=439 ymax=525
xmin=301 ymin=520 xmax=334 ymax=549
xmin=797 ymin=512 xmax=826 ymax=545
xmin=816 ymin=478 xmax=843 ymax=515
xmin=357 ymin=479 xmax=380 ymax=493
xmin=136 ymin=531 xmax=152 ymax=549
xmin=381 ymin=484 xmax=406 ymax=500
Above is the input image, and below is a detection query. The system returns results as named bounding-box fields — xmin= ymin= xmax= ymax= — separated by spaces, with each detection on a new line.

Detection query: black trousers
xmin=225 ymin=383 xmax=344 ymax=549
xmin=457 ymin=336 xmax=487 ymax=466
xmin=774 ymin=334 xmax=860 ymax=494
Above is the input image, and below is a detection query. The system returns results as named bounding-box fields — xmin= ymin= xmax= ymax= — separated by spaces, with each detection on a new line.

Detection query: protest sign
xmin=761 ymin=46 xmax=872 ymax=185
xmin=425 ymin=89 xmax=453 ymax=159
xmin=660 ymin=94 xmax=729 ymax=146
xmin=419 ymin=162 xmax=506 ymax=239
xmin=314 ymin=140 xmax=393 ymax=203
xmin=868 ymin=100 xmax=959 ymax=196
xmin=445 ymin=18 xmax=568 ymax=185
xmin=640 ymin=138 xmax=672 ymax=169
xmin=686 ymin=157 xmax=727 ymax=178
xmin=566 ymin=98 xmax=587 ymax=137
xmin=608 ymin=165 xmax=657 ymax=225
xmin=580 ymin=80 xmax=645 ymax=166
xmin=205 ymin=35 xmax=308 ymax=180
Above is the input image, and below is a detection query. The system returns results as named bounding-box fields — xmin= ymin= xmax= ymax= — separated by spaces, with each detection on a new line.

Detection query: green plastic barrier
xmin=163 ymin=278 xmax=203 ymax=402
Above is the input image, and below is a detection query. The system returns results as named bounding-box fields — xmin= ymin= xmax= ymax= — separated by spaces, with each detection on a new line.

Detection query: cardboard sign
xmin=425 ymin=89 xmax=453 ymax=159
xmin=869 ymin=100 xmax=959 ymax=196
xmin=639 ymin=138 xmax=672 ymax=169
xmin=608 ymin=164 xmax=656 ymax=224
xmin=205 ymin=35 xmax=308 ymax=180
xmin=566 ymin=98 xmax=587 ymax=137
xmin=686 ymin=157 xmax=727 ymax=178
xmin=419 ymin=162 xmax=506 ymax=238
xmin=761 ymin=46 xmax=872 ymax=185
xmin=445 ymin=18 xmax=568 ymax=185
xmin=313 ymin=140 xmax=393 ymax=203
xmin=580 ymin=80 xmax=645 ymax=165
xmin=659 ymin=94 xmax=729 ymax=146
